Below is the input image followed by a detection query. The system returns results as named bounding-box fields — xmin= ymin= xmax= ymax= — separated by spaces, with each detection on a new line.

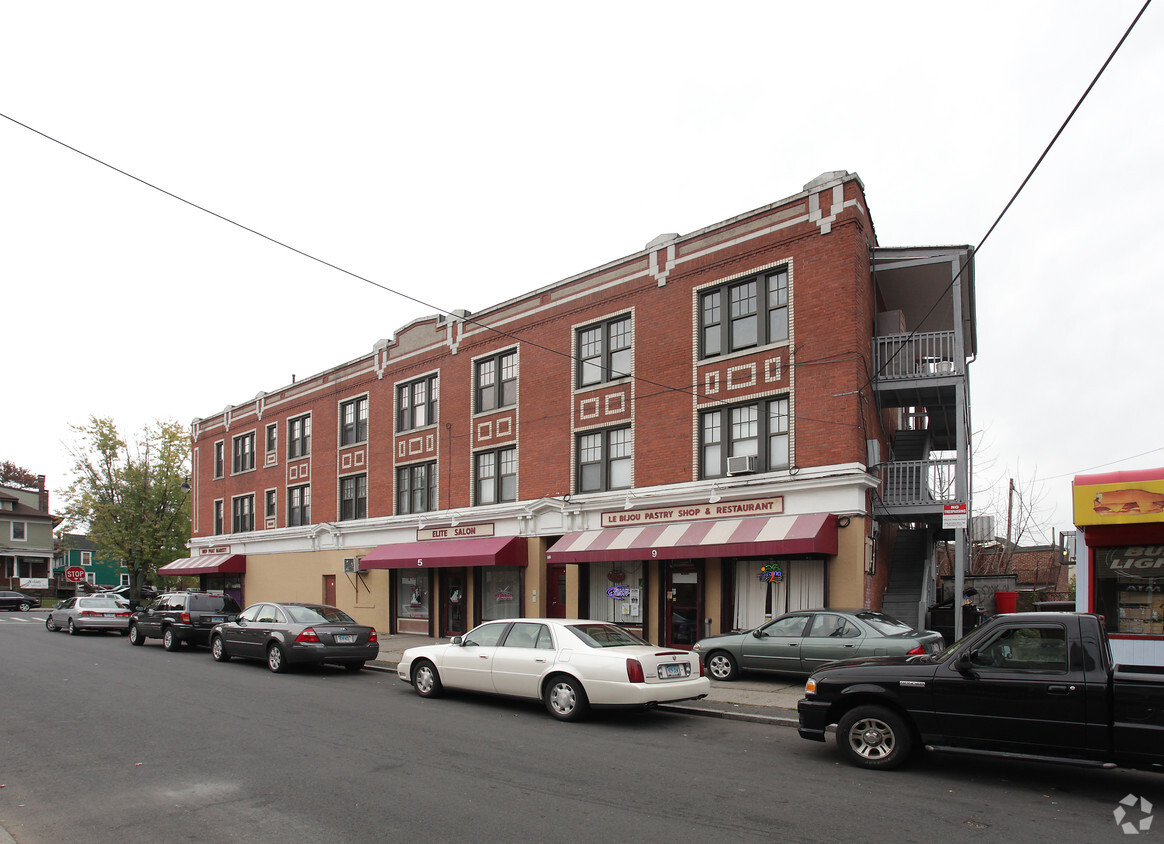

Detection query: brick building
xmin=179 ymin=170 xmax=976 ymax=646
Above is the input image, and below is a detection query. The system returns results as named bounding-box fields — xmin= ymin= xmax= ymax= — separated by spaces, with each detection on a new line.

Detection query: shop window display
xmin=1094 ymin=546 xmax=1164 ymax=636
xmin=481 ymin=566 xmax=522 ymax=621
xmin=586 ymin=561 xmax=643 ymax=627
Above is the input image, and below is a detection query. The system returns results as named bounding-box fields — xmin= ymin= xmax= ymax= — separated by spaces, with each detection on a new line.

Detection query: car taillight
xmin=369 ymin=628 xmax=378 ymax=643
xmin=906 ymin=645 xmax=926 ymax=656
xmin=79 ymin=611 xmax=100 ymax=617
xmin=296 ymin=627 xmax=321 ymax=643
xmin=626 ymin=658 xmax=645 ymax=683
xmin=180 ymin=612 xmax=191 ymax=624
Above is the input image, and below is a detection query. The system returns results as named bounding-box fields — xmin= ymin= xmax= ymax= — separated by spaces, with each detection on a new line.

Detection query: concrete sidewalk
xmin=371 ymin=633 xmax=802 ymax=727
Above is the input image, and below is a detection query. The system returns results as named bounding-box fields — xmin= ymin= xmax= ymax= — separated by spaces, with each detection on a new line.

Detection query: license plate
xmin=658 ymin=663 xmax=689 ymax=679
xmin=103 ymin=613 xmax=116 ymax=618
xmin=209 ymin=616 xmax=224 ymax=623
xmin=335 ymin=634 xmax=356 ymax=644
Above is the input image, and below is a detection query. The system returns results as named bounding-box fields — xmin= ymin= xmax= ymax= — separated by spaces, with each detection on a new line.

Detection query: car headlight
xmin=692 ymin=642 xmax=701 ymax=651
xmin=804 ymin=677 xmax=816 ymax=696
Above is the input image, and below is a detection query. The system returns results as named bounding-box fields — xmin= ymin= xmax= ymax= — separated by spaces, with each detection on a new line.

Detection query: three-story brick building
xmin=178 ymin=170 xmax=976 ymax=645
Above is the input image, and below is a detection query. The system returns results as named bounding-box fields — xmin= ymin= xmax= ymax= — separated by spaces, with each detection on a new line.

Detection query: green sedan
xmin=692 ymin=609 xmax=945 ymax=680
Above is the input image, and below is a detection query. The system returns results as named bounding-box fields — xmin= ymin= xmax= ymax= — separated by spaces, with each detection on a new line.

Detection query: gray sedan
xmin=209 ymin=602 xmax=379 ymax=673
xmin=46 ymin=596 xmax=132 ymax=635
xmin=692 ymin=609 xmax=944 ymax=680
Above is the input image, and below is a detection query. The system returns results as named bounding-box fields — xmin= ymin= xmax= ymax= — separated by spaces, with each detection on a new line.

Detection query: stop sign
xmin=64 ymin=566 xmax=86 ymax=583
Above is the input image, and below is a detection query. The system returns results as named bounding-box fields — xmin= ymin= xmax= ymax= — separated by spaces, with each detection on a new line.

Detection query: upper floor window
xmin=266 ymin=423 xmax=277 ymax=455
xmin=80 ymin=550 xmax=92 ymax=566
xmin=232 ymin=432 xmax=255 ymax=474
xmin=232 ymin=494 xmax=254 ymax=533
xmin=340 ymin=474 xmax=368 ymax=521
xmin=397 ymin=462 xmax=437 ymax=514
xmin=214 ymin=500 xmax=224 ymax=535
xmin=398 ymin=375 xmax=438 ymax=432
xmin=288 ymin=484 xmax=311 ymax=527
xmin=577 ymin=426 xmax=632 ymax=493
xmin=288 ymin=415 xmax=311 ymax=459
xmin=11 ymin=521 xmax=27 ymax=541
xmin=577 ymin=315 xmax=632 ymax=387
xmin=340 ymin=396 xmax=369 ymax=446
xmin=700 ymin=268 xmax=788 ymax=358
xmin=265 ymin=489 xmax=277 ymax=520
xmin=214 ymin=441 xmax=224 ymax=478
xmin=476 ymin=351 xmax=517 ymax=412
xmin=700 ymin=396 xmax=790 ymax=478
xmin=476 ymin=447 xmax=517 ymax=505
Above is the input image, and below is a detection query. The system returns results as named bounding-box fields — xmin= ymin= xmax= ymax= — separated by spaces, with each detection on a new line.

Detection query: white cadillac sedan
xmin=398 ymin=618 xmax=710 ymax=721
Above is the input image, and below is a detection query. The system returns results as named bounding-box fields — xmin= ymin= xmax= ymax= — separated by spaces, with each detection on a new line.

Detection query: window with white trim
xmin=231 ymin=495 xmax=255 ymax=533
xmin=577 ymin=315 xmax=632 ymax=387
xmin=700 ymin=267 xmax=788 ymax=358
xmin=398 ymin=375 xmax=438 ymax=432
xmin=397 ymin=462 xmax=437 ymax=514
xmin=576 ymin=427 xmax=632 ymax=493
xmin=476 ymin=351 xmax=517 ymax=412
xmin=701 ymin=397 xmax=790 ymax=478
xmin=288 ymin=415 xmax=311 ymax=459
xmin=340 ymin=474 xmax=368 ymax=521
xmin=476 ymin=447 xmax=517 ymax=505
xmin=232 ymin=432 xmax=255 ymax=473
xmin=288 ymin=484 xmax=311 ymax=527
xmin=340 ymin=396 xmax=369 ymax=446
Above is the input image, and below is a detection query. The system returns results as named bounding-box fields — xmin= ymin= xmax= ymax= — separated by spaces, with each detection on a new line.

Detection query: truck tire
xmin=836 ymin=705 xmax=913 ymax=770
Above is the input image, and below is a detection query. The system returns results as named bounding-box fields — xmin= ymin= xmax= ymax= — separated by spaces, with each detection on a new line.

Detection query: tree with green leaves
xmin=58 ymin=417 xmax=191 ymax=606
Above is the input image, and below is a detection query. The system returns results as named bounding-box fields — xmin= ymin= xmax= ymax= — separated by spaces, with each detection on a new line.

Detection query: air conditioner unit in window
xmin=726 ymin=455 xmax=758 ymax=476
xmin=343 ymin=557 xmax=364 ymax=574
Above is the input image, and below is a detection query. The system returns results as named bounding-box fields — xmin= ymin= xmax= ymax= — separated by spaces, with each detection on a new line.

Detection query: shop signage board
xmin=601 ymin=496 xmax=783 ymax=529
xmin=417 ymin=523 xmax=495 ymax=541
xmin=1073 ymin=476 xmax=1164 ymax=526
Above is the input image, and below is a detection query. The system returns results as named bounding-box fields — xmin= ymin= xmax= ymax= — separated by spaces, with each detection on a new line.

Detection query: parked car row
xmin=45 ymin=589 xmax=380 ymax=674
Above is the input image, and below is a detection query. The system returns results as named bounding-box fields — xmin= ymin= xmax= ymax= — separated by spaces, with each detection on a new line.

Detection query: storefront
xmin=547 ymin=501 xmax=838 ymax=648
xmin=157 ymin=551 xmax=246 ymax=607
xmin=1073 ymin=468 xmax=1164 ymax=666
xmin=360 ymin=534 xmax=528 ymax=636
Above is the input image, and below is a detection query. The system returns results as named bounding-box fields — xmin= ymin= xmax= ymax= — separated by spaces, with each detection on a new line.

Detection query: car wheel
xmin=128 ymin=623 xmax=145 ymax=646
xmin=210 ymin=634 xmax=232 ymax=662
xmin=68 ymin=618 xmax=80 ymax=635
xmin=45 ymin=616 xmax=58 ymax=632
xmin=18 ymin=602 xmax=31 ymax=612
xmin=162 ymin=627 xmax=181 ymax=651
xmin=706 ymin=651 xmax=739 ymax=681
xmin=544 ymin=674 xmax=590 ymax=722
xmin=267 ymin=643 xmax=290 ymax=673
xmin=343 ymin=661 xmax=365 ymax=672
xmin=836 ymin=705 xmax=914 ymax=770
xmin=412 ymin=660 xmax=443 ymax=697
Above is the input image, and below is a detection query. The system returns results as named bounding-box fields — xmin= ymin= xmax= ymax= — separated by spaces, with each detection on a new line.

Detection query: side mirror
xmin=451 ymin=636 xmax=464 ymax=646
xmin=752 ymin=629 xmax=765 ymax=639
xmin=956 ymin=652 xmax=976 ymax=674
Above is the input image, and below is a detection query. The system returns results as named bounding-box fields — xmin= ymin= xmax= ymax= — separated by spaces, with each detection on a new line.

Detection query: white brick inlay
xmin=726 ymin=363 xmax=756 ymax=391
xmin=580 ymin=397 xmax=600 ymax=420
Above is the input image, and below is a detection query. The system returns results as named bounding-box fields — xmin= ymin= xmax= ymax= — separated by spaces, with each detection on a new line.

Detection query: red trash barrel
xmin=995 ymin=591 xmax=1018 ymax=613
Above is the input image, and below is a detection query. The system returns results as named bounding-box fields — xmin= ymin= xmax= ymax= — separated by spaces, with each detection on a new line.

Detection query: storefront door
xmin=440 ymin=568 xmax=468 ymax=637
xmin=664 ymin=562 xmax=702 ymax=648
xmin=546 ymin=564 xmax=567 ymax=618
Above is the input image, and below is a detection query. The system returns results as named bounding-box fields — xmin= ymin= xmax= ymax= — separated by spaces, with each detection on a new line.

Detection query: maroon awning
xmin=158 ymin=553 xmax=247 ymax=575
xmin=546 ymin=513 xmax=837 ymax=563
xmin=359 ymin=535 xmax=528 ymax=569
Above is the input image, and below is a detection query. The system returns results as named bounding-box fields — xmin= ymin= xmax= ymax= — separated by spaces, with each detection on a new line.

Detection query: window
xmin=1094 ymin=546 xmax=1164 ymax=638
xmin=476 ymin=350 xmax=517 ymax=412
xmin=288 ymin=484 xmax=311 ymax=527
xmin=700 ymin=267 xmax=788 ymax=358
xmin=476 ymin=447 xmax=517 ymax=505
xmin=340 ymin=474 xmax=368 ymax=521
xmin=968 ymin=625 xmax=1067 ymax=672
xmin=231 ymin=495 xmax=254 ymax=533
xmin=576 ymin=426 xmax=632 ymax=493
xmin=214 ymin=500 xmax=224 ymax=535
xmin=340 ymin=396 xmax=369 ymax=446
xmin=266 ymin=423 xmax=277 ymax=455
xmin=80 ymin=551 xmax=92 ymax=566
xmin=701 ymin=397 xmax=790 ymax=478
xmin=214 ymin=441 xmax=224 ymax=478
xmin=265 ymin=489 xmax=277 ymax=520
xmin=232 ymin=432 xmax=255 ymax=473
xmin=577 ymin=315 xmax=632 ymax=387
xmin=288 ymin=415 xmax=311 ymax=459
xmin=397 ymin=462 xmax=437 ymax=514
xmin=501 ymin=621 xmax=551 ymax=649
xmin=398 ymin=375 xmax=438 ymax=432
xmin=11 ymin=521 xmax=27 ymax=541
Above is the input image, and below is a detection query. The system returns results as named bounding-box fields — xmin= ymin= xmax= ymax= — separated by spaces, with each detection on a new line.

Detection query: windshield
xmin=79 ymin=598 xmax=123 ymax=609
xmin=285 ymin=605 xmax=356 ymax=624
xmin=565 ymin=623 xmax=650 ymax=648
xmin=856 ymin=611 xmax=917 ymax=636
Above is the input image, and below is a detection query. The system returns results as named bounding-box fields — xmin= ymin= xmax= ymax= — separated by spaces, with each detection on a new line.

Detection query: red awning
xmin=359 ymin=535 xmax=528 ymax=569
xmin=158 ymin=553 xmax=247 ymax=575
xmin=546 ymin=513 xmax=837 ymax=563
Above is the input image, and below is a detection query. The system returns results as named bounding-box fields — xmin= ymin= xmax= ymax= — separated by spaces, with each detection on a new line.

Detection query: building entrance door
xmin=322 ymin=574 xmax=336 ymax=607
xmin=546 ymin=564 xmax=567 ymax=618
xmin=664 ymin=562 xmax=702 ymax=648
xmin=440 ymin=568 xmax=468 ymax=637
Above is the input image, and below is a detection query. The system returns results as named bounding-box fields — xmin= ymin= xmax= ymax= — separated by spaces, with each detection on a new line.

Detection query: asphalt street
xmin=1 ymin=612 xmax=1158 ymax=843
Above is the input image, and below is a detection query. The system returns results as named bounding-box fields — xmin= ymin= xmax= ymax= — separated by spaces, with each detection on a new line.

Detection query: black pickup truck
xmin=797 ymin=612 xmax=1164 ymax=771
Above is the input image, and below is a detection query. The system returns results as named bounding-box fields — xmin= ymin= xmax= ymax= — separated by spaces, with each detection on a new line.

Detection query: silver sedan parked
xmin=46 ymin=596 xmax=132 ymax=636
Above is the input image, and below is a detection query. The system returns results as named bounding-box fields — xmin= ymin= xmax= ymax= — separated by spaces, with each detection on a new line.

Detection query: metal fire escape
xmin=870 ymin=246 xmax=976 ymax=638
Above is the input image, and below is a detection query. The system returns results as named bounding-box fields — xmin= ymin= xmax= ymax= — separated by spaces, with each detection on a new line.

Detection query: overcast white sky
xmin=3 ymin=2 xmax=1161 ymax=544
